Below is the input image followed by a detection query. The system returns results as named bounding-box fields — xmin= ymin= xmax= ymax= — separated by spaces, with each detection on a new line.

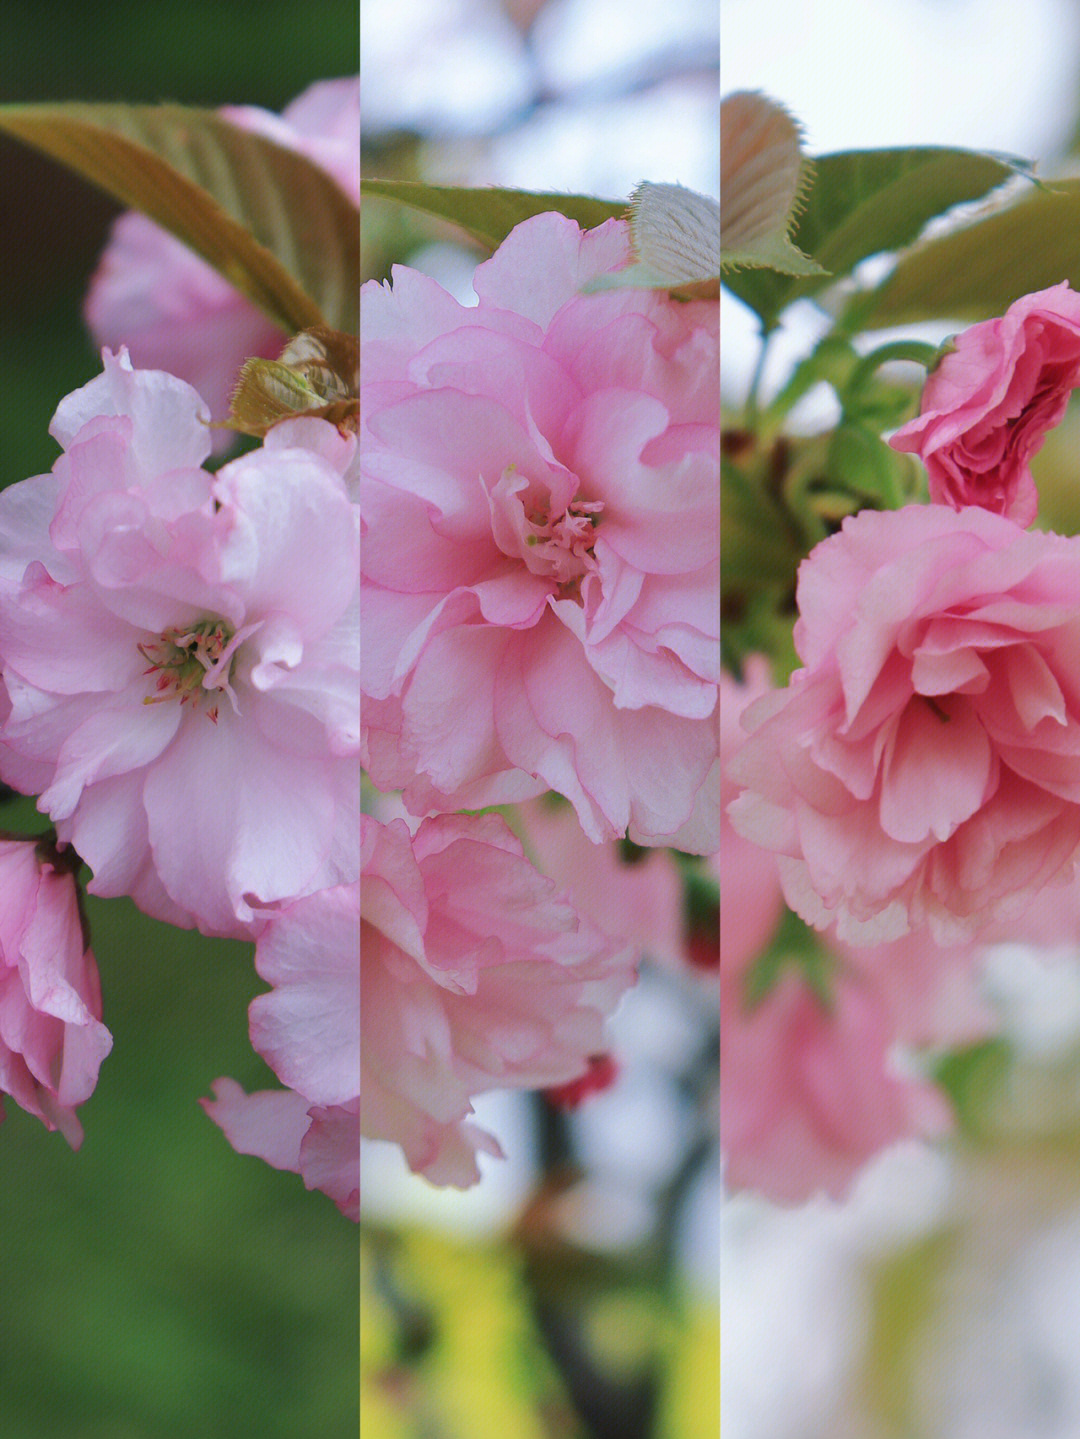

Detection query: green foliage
xmin=741 ymin=905 xmax=835 ymax=1011
xmin=0 ymin=897 xmax=357 ymax=1439
xmin=724 ymin=146 xmax=1028 ymax=331
xmin=360 ymin=179 xmax=627 ymax=253
xmin=848 ymin=177 xmax=1080 ymax=329
xmin=933 ymin=1038 xmax=1014 ymax=1138
xmin=0 ymin=103 xmax=358 ymax=334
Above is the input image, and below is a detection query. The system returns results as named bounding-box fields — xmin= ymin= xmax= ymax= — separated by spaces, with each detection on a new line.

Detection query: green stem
xmin=744 ymin=326 xmax=774 ymax=429
xmin=842 ymin=339 xmax=941 ymax=407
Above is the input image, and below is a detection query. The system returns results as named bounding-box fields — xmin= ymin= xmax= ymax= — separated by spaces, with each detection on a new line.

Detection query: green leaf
xmin=0 ymin=103 xmax=359 ymax=335
xmin=825 ymin=423 xmax=905 ymax=507
xmin=360 ymin=178 xmax=626 ymax=252
xmin=721 ymin=231 xmax=825 ymax=278
xmin=723 ymin=146 xmax=1029 ymax=331
xmin=848 ymin=177 xmax=1080 ymax=329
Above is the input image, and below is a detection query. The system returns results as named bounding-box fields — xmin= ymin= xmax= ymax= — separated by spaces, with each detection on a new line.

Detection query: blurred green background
xmin=0 ymin=5 xmax=359 ymax=1436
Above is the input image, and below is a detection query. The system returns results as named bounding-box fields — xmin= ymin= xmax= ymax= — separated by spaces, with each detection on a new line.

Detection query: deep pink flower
xmin=360 ymin=212 xmax=720 ymax=851
xmin=728 ymin=504 xmax=1080 ymax=943
xmin=84 ymin=77 xmax=360 ymax=437
xmin=0 ymin=350 xmax=359 ymax=938
xmin=359 ymin=811 xmax=636 ymax=1187
xmin=0 ymin=837 xmax=111 ymax=1146
xmin=889 ymin=282 xmax=1080 ymax=525
xmin=721 ymin=964 xmax=950 ymax=1203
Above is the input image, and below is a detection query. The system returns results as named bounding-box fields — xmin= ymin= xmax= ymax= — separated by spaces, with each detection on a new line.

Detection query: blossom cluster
xmin=723 ymin=282 xmax=1080 ymax=1203
xmin=0 ymin=75 xmax=723 ymax=1215
xmin=0 ymin=79 xmax=363 ymax=1215
xmin=357 ymin=208 xmax=721 ymax=1184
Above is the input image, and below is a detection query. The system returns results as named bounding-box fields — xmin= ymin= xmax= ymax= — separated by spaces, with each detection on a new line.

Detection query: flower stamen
xmin=137 ymin=618 xmax=238 ymax=721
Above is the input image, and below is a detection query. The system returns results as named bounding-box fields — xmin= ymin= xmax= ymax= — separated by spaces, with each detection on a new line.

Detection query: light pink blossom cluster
xmin=355 ymin=212 xmax=721 ymax=1186
xmin=722 ymin=284 xmax=1080 ymax=1202
xmin=0 ymin=80 xmax=367 ymax=1205
xmin=0 ymin=126 xmax=723 ymax=1208
xmin=360 ymin=211 xmax=720 ymax=852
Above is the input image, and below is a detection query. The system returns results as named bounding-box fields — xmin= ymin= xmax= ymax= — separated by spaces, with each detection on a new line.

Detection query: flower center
xmin=523 ymin=497 xmax=604 ymax=584
xmin=138 ymin=619 xmax=240 ymax=724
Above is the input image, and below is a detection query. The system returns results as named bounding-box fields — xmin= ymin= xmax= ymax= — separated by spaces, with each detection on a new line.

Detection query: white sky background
xmin=721 ymin=0 xmax=1080 ymax=420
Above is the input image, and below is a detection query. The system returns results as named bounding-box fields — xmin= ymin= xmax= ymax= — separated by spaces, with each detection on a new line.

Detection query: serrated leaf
xmin=848 ymin=178 xmax=1080 ymax=329
xmin=359 ymin=178 xmax=626 ymax=252
xmin=723 ymin=146 xmax=1028 ymax=331
xmin=0 ymin=103 xmax=359 ymax=335
xmin=719 ymin=92 xmax=823 ymax=279
xmin=585 ymin=181 xmax=721 ymax=296
xmin=721 ymin=233 xmax=825 ymax=278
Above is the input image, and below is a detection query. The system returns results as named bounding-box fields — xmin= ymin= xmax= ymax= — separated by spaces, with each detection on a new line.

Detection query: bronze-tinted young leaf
xmin=360 ymin=179 xmax=626 ymax=251
xmin=226 ymin=326 xmax=358 ymax=437
xmin=0 ymin=103 xmax=359 ymax=335
xmin=724 ymin=146 xmax=1030 ymax=331
xmin=720 ymin=92 xmax=823 ymax=280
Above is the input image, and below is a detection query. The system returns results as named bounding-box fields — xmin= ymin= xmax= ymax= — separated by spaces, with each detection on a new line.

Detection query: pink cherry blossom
xmin=834 ymin=927 xmax=995 ymax=1052
xmin=727 ymin=503 xmax=1080 ymax=944
xmin=0 ymin=350 xmax=359 ymax=938
xmin=203 ymin=882 xmax=361 ymax=1218
xmin=0 ymin=836 xmax=111 ymax=1146
xmin=721 ymin=964 xmax=951 ymax=1203
xmin=359 ymin=811 xmax=636 ymax=1187
xmin=202 ymin=1081 xmax=359 ymax=1221
xmin=889 ymin=281 xmax=1080 ymax=525
xmin=513 ymin=796 xmax=686 ymax=969
xmin=720 ymin=656 xmax=785 ymax=977
xmin=360 ymin=212 xmax=720 ymax=851
xmin=84 ymin=77 xmax=359 ymax=437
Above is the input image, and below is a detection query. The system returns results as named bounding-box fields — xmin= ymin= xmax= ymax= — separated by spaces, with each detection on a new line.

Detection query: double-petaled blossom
xmin=361 ymin=211 xmax=720 ymax=851
xmin=889 ymin=282 xmax=1080 ymax=526
xmin=0 ymin=350 xmax=359 ymax=938
xmin=209 ymin=812 xmax=636 ymax=1197
xmin=84 ymin=77 xmax=360 ymax=438
xmin=721 ymin=962 xmax=951 ymax=1203
xmin=728 ymin=504 xmax=1080 ymax=944
xmin=203 ymin=882 xmax=361 ymax=1220
xmin=0 ymin=837 xmax=111 ymax=1146
xmin=359 ymin=811 xmax=635 ymax=1186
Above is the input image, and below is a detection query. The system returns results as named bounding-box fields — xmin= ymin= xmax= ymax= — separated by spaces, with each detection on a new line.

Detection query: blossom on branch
xmin=889 ymin=281 xmax=1080 ymax=526
xmin=0 ymin=837 xmax=111 ymax=1147
xmin=0 ymin=350 xmax=359 ymax=938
